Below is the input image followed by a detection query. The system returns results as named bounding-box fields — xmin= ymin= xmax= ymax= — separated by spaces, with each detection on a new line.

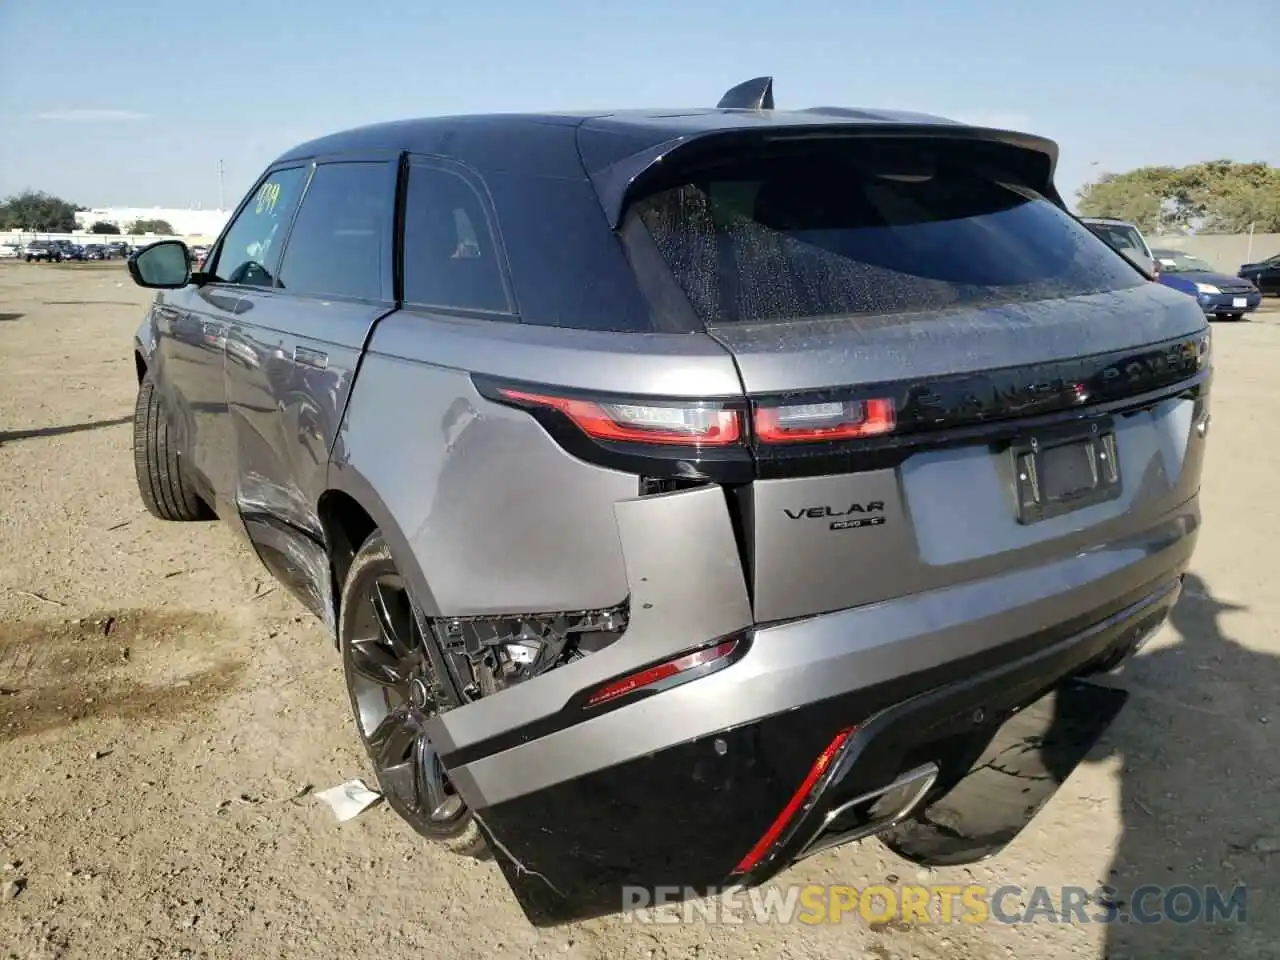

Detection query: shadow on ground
xmin=0 ymin=416 xmax=130 ymax=444
xmin=1093 ymin=573 xmax=1277 ymax=958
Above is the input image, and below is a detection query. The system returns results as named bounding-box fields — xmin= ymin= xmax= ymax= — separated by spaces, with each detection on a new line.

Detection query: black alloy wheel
xmin=339 ymin=532 xmax=485 ymax=855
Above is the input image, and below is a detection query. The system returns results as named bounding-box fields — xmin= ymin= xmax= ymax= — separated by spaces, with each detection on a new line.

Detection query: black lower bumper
xmin=478 ymin=576 xmax=1181 ymax=927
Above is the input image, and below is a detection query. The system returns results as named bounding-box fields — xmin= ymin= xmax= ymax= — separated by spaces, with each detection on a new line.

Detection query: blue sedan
xmin=1152 ymin=248 xmax=1262 ymax=321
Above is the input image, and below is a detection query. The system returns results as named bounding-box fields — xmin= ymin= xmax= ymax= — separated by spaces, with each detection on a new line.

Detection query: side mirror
xmin=128 ymin=240 xmax=191 ymax=289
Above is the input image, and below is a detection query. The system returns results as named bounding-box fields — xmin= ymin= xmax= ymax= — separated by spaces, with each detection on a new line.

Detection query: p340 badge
xmin=784 ymin=502 xmax=887 ymax=531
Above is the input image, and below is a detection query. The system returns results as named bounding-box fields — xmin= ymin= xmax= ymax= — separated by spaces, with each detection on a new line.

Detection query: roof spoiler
xmin=716 ymin=76 xmax=775 ymax=111
xmin=580 ymin=123 xmax=1065 ymax=229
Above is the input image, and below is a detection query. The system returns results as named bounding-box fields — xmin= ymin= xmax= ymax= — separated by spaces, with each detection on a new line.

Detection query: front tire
xmin=339 ymin=531 xmax=486 ymax=857
xmin=132 ymin=376 xmax=206 ymax=521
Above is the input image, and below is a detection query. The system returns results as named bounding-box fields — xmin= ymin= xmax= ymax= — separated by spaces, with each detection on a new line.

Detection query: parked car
xmin=0 ymin=241 xmax=22 ymax=260
xmin=190 ymin=245 xmax=209 ymax=268
xmin=1238 ymin=253 xmax=1280 ymax=296
xmin=125 ymin=76 xmax=1211 ymax=928
xmin=1152 ymin=248 xmax=1261 ymax=321
xmin=84 ymin=244 xmax=108 ymax=261
xmin=50 ymin=239 xmax=85 ymax=261
xmin=23 ymin=240 xmax=62 ymax=262
xmin=108 ymin=241 xmax=131 ymax=259
xmin=1079 ymin=217 xmax=1158 ymax=277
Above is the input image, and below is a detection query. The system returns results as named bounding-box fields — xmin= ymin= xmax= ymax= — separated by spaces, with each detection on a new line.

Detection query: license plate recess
xmin=1009 ymin=417 xmax=1122 ymax=524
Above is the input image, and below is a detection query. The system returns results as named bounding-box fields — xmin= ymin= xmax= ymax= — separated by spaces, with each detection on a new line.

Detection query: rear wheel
xmin=132 ymin=376 xmax=206 ymax=521
xmin=339 ymin=531 xmax=486 ymax=857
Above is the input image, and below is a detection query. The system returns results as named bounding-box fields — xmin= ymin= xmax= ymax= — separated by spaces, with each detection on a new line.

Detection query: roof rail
xmin=716 ymin=76 xmax=774 ymax=111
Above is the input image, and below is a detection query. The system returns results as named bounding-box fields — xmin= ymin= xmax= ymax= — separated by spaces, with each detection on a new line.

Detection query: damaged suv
xmin=127 ymin=76 xmax=1211 ymax=925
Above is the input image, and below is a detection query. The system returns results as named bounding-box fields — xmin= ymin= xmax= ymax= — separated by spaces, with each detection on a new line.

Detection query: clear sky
xmin=1 ymin=0 xmax=1275 ymax=212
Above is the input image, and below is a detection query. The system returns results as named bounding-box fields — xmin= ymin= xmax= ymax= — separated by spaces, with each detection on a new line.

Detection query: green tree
xmin=0 ymin=190 xmax=80 ymax=232
xmin=1078 ymin=161 xmax=1280 ymax=233
xmin=129 ymin=219 xmax=176 ymax=235
xmin=89 ymin=221 xmax=121 ymax=235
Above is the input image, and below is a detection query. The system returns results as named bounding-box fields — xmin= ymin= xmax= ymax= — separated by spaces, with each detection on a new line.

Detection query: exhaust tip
xmin=794 ymin=762 xmax=939 ymax=863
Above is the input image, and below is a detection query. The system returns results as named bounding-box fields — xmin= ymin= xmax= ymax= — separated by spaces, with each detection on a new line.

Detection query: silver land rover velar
xmin=127 ymin=77 xmax=1211 ymax=925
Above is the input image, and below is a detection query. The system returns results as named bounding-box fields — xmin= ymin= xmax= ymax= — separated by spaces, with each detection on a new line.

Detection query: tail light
xmin=583 ymin=637 xmax=740 ymax=708
xmin=495 ymin=387 xmax=742 ymax=446
xmin=478 ymin=377 xmax=898 ymax=450
xmin=754 ymin=399 xmax=895 ymax=443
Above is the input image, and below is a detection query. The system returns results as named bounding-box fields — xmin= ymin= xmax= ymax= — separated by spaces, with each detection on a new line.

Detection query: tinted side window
xmin=482 ymin=172 xmax=657 ymax=332
xmin=402 ymin=162 xmax=509 ymax=312
xmin=210 ymin=167 xmax=309 ymax=286
xmin=277 ymin=162 xmax=391 ymax=301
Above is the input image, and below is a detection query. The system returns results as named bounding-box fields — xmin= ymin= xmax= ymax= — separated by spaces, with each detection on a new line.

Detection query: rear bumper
xmin=729 ymin=579 xmax=1175 ymax=889
xmin=470 ymin=509 xmax=1196 ymax=925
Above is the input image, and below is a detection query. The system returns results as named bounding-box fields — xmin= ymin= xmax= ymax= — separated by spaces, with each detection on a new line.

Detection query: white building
xmin=74 ymin=206 xmax=230 ymax=239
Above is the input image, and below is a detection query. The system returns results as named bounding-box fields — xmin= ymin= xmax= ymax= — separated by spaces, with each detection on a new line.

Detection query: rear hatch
xmin=616 ymin=132 xmax=1210 ymax=623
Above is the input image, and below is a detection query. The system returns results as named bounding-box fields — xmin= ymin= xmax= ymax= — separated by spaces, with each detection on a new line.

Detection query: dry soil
xmin=1 ymin=263 xmax=1277 ymax=959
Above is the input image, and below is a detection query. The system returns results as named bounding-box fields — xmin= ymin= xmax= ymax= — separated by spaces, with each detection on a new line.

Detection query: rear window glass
xmin=633 ymin=149 xmax=1146 ymax=326
xmin=277 ymin=161 xmax=391 ymax=301
xmin=403 ymin=161 xmax=510 ymax=313
xmin=482 ymin=172 xmax=656 ymax=332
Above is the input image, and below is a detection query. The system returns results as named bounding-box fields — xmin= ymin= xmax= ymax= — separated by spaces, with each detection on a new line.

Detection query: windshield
xmin=632 ymin=145 xmax=1146 ymax=326
xmin=1154 ymin=252 xmax=1214 ymax=273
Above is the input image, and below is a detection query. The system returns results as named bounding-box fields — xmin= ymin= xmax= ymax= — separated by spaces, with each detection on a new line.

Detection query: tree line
xmin=1077 ymin=161 xmax=1279 ymax=235
xmin=0 ymin=190 xmax=173 ymax=236
xmin=6 ymin=162 xmax=1276 ymax=240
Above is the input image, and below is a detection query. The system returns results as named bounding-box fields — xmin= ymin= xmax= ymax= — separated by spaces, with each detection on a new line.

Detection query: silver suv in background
xmin=1080 ymin=217 xmax=1158 ymax=277
xmin=125 ymin=76 xmax=1212 ymax=926
xmin=23 ymin=240 xmax=63 ymax=262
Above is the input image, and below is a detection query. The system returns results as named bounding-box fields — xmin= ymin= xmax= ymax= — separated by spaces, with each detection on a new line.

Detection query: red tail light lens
xmin=497 ymin=388 xmax=742 ymax=446
xmin=731 ymin=726 xmax=857 ymax=875
xmin=755 ymin=398 xmax=895 ymax=443
xmin=585 ymin=639 xmax=740 ymax=708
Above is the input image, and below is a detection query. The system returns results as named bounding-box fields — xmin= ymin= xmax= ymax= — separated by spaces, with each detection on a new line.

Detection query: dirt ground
xmin=1 ymin=262 xmax=1277 ymax=960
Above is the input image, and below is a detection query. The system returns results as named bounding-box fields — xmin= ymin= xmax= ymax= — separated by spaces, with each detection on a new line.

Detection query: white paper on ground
xmin=315 ymin=779 xmax=383 ymax=822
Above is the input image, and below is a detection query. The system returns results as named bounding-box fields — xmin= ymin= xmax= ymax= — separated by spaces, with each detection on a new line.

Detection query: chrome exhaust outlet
xmin=793 ymin=762 xmax=939 ymax=863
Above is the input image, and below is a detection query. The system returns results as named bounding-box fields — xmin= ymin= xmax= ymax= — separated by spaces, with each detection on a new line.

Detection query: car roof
xmin=271 ymin=77 xmax=1062 ymax=222
xmin=275 ymin=106 xmax=963 ymax=170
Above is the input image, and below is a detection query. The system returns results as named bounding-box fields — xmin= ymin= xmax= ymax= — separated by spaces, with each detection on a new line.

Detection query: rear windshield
xmin=631 ymin=147 xmax=1146 ymax=327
